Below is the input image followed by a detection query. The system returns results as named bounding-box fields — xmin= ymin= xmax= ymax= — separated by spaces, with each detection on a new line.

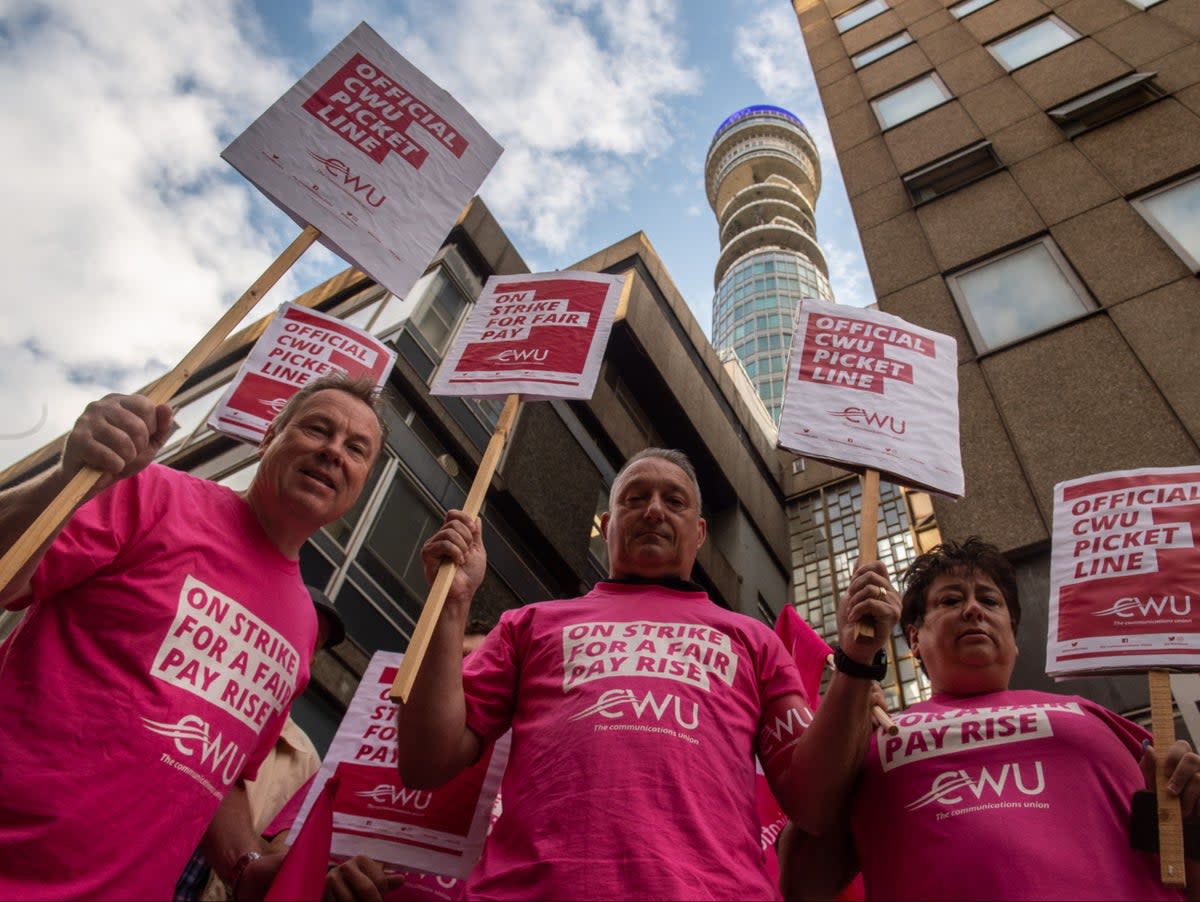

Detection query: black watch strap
xmin=833 ymin=647 xmax=887 ymax=680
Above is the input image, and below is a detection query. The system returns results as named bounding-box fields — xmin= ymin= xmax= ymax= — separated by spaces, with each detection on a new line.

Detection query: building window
xmin=870 ymin=73 xmax=952 ymax=130
xmin=1048 ymin=73 xmax=1165 ymax=137
xmin=1133 ymin=173 xmax=1200 ymax=273
xmin=410 ymin=269 xmax=469 ymax=355
xmin=987 ymin=16 xmax=1081 ymax=71
xmin=835 ymin=0 xmax=888 ymax=33
xmin=903 ymin=141 xmax=1003 ymax=205
xmin=947 ymin=238 xmax=1096 ymax=352
xmin=950 ymin=0 xmax=998 ymax=18
xmin=852 ymin=31 xmax=913 ymax=69
xmin=787 ymin=478 xmax=926 ymax=709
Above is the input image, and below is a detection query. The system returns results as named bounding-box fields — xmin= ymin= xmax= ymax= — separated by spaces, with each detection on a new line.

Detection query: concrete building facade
xmin=791 ymin=0 xmax=1200 ymax=716
xmin=0 ymin=200 xmax=794 ymax=750
xmin=706 ymin=105 xmax=836 ymax=421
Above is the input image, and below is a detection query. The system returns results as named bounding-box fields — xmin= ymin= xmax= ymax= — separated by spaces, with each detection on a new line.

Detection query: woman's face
xmin=908 ymin=570 xmax=1018 ymax=696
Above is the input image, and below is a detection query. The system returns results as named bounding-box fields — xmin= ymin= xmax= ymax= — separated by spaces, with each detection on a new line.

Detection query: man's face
xmin=600 ymin=457 xmax=707 ymax=581
xmin=254 ymin=389 xmax=382 ymax=529
xmin=908 ymin=570 xmax=1018 ymax=695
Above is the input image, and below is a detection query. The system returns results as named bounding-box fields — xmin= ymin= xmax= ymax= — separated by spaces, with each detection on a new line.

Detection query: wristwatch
xmin=231 ymin=850 xmax=263 ymax=902
xmin=833 ymin=646 xmax=887 ymax=680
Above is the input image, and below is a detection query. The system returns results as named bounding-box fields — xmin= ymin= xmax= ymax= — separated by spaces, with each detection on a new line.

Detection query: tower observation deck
xmin=705 ymin=104 xmax=833 ymax=421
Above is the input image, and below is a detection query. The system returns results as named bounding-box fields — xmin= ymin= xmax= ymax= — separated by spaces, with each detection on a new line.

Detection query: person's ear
xmin=599 ymin=511 xmax=610 ymax=540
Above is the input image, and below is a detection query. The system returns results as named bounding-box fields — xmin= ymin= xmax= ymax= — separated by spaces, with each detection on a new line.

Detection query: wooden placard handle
xmin=0 ymin=225 xmax=321 ymax=593
xmin=1150 ymin=669 xmax=1187 ymax=887
xmin=854 ymin=469 xmax=881 ymax=640
xmin=389 ymin=393 xmax=521 ymax=703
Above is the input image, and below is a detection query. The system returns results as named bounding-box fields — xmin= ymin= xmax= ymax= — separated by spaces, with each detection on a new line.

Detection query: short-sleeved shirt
xmin=851 ymin=689 xmax=1184 ymax=901
xmin=0 ymin=464 xmax=314 ymax=900
xmin=459 ymin=581 xmax=812 ymax=900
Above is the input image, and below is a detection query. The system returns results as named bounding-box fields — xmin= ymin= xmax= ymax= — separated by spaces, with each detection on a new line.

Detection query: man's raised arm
xmin=395 ymin=510 xmax=485 ymax=788
xmin=0 ymin=393 xmax=172 ymax=607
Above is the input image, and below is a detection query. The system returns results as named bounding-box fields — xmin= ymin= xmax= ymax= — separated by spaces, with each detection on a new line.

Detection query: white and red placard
xmin=778 ymin=299 xmax=963 ymax=497
xmin=1047 ymin=466 xmax=1200 ymax=678
xmin=222 ymin=22 xmax=502 ymax=302
xmin=289 ymin=651 xmax=510 ymax=877
xmin=430 ymin=271 xmax=625 ymax=400
xmin=208 ymin=302 xmax=395 ymax=443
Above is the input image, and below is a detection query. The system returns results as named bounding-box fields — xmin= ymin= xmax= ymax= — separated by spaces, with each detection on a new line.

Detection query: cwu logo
xmin=570 ymin=688 xmax=700 ymax=730
xmin=355 ymin=784 xmax=432 ymax=811
xmin=906 ymin=761 xmax=1045 ymax=810
xmin=1094 ymin=595 xmax=1193 ymax=619
xmin=828 ymin=406 xmax=906 ymax=435
xmin=143 ymin=714 xmax=246 ymax=786
xmin=308 ymin=151 xmax=387 ymax=208
xmin=490 ymin=348 xmax=548 ymax=364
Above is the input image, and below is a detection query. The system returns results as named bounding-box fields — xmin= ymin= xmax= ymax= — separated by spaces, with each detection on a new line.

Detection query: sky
xmin=0 ymin=0 xmax=873 ymax=469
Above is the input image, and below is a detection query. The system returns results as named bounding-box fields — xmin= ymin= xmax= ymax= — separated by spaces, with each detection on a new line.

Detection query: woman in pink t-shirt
xmin=781 ymin=537 xmax=1200 ymax=901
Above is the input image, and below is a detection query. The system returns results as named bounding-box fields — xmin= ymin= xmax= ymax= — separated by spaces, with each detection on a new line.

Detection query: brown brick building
xmin=790 ymin=0 xmax=1200 ymax=714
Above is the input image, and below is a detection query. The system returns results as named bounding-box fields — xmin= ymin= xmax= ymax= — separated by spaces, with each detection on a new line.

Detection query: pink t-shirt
xmin=851 ymin=689 xmax=1184 ymax=901
xmin=460 ymin=581 xmax=812 ymax=901
xmin=0 ymin=464 xmax=315 ymax=900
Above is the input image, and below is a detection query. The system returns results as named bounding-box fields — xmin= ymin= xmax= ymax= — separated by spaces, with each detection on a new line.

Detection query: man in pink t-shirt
xmin=391 ymin=448 xmax=900 ymax=901
xmin=0 ymin=374 xmax=384 ymax=901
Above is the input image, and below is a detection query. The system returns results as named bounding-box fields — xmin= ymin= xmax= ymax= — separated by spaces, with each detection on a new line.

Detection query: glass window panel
xmin=1134 ymin=174 xmax=1200 ymax=272
xmin=335 ymin=579 xmax=410 ymax=655
xmin=852 ymin=31 xmax=913 ymax=68
xmin=950 ymin=0 xmax=997 ymax=17
xmin=872 ymin=74 xmax=952 ymax=129
xmin=836 ymin=0 xmax=888 ymax=33
xmin=988 ymin=17 xmax=1079 ymax=70
xmin=298 ymin=542 xmax=336 ymax=592
xmin=412 ymin=270 xmax=468 ymax=355
xmin=949 ymin=239 xmax=1094 ymax=351
xmin=358 ymin=469 xmax=443 ymax=605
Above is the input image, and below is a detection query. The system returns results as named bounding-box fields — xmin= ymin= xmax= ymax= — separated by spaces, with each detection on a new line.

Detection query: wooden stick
xmin=390 ymin=393 xmax=521 ymax=703
xmin=1149 ymin=669 xmax=1187 ymax=887
xmin=855 ymin=469 xmax=881 ymax=640
xmin=0 ymin=225 xmax=321 ymax=594
xmin=826 ymin=654 xmax=897 ymax=735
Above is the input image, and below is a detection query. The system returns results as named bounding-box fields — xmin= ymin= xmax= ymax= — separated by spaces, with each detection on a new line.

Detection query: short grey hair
xmin=609 ymin=448 xmax=702 ymax=513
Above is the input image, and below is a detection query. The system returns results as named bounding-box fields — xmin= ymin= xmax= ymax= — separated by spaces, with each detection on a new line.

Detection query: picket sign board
xmin=1047 ymin=466 xmax=1200 ymax=678
xmin=223 ymin=22 xmax=502 ymax=303
xmin=289 ymin=651 xmax=510 ymax=877
xmin=778 ymin=299 xmax=963 ymax=497
xmin=206 ymin=302 xmax=395 ymax=443
xmin=430 ymin=271 xmax=626 ymax=401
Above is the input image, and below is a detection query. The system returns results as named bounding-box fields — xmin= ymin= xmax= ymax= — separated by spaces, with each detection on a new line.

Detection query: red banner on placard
xmin=778 ymin=299 xmax=963 ymax=497
xmin=430 ymin=270 xmax=625 ymax=401
xmin=1047 ymin=466 xmax=1200 ymax=678
xmin=288 ymin=651 xmax=509 ymax=878
xmin=208 ymin=303 xmax=395 ymax=444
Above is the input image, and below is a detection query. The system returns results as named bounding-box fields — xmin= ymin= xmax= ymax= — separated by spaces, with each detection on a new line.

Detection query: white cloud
xmin=823 ymin=236 xmax=876 ymax=308
xmin=732 ymin=1 xmax=874 ymax=309
xmin=0 ymin=0 xmax=301 ymax=468
xmin=311 ymin=0 xmax=701 ymax=256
